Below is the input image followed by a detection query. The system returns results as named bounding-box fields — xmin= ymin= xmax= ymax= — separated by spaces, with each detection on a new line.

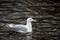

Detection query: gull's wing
xmin=7 ymin=24 xmax=27 ymax=33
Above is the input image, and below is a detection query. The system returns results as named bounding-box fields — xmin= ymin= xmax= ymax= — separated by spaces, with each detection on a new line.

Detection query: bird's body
xmin=7 ymin=23 xmax=32 ymax=33
xmin=6 ymin=18 xmax=37 ymax=33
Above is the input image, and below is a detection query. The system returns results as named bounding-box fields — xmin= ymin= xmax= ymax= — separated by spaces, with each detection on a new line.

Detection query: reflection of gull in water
xmin=7 ymin=17 xmax=37 ymax=33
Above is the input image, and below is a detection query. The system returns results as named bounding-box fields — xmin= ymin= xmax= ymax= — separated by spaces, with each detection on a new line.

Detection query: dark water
xmin=0 ymin=0 xmax=60 ymax=40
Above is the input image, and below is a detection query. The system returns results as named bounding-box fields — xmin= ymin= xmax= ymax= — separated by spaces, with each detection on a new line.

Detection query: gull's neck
xmin=26 ymin=20 xmax=32 ymax=32
xmin=26 ymin=21 xmax=32 ymax=26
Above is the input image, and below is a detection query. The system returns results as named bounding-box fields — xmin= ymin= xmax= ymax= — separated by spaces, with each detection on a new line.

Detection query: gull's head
xmin=27 ymin=18 xmax=37 ymax=22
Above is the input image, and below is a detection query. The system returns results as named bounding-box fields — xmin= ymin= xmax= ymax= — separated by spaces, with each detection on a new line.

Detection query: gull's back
xmin=7 ymin=24 xmax=28 ymax=33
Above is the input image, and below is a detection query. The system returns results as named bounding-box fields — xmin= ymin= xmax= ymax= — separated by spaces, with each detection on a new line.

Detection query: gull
xmin=6 ymin=17 xmax=37 ymax=33
xmin=6 ymin=17 xmax=37 ymax=40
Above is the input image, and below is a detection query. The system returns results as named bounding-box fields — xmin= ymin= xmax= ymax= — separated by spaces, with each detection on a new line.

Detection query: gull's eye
xmin=30 ymin=19 xmax=31 ymax=20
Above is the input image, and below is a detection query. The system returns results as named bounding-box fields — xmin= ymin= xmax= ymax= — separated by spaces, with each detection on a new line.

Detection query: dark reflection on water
xmin=0 ymin=0 xmax=60 ymax=40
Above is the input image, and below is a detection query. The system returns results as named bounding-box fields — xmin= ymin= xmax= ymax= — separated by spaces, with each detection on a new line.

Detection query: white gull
xmin=6 ymin=18 xmax=37 ymax=33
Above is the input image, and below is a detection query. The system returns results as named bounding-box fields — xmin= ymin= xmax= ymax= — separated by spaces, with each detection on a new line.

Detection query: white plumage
xmin=7 ymin=18 xmax=37 ymax=33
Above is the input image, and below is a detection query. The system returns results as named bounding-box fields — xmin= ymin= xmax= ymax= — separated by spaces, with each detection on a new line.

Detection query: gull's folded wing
xmin=8 ymin=24 xmax=27 ymax=33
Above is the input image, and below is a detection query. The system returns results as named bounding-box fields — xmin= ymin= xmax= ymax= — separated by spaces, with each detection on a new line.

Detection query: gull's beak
xmin=32 ymin=19 xmax=37 ymax=22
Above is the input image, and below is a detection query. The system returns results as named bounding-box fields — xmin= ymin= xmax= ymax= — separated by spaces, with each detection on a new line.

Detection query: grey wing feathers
xmin=11 ymin=24 xmax=27 ymax=32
